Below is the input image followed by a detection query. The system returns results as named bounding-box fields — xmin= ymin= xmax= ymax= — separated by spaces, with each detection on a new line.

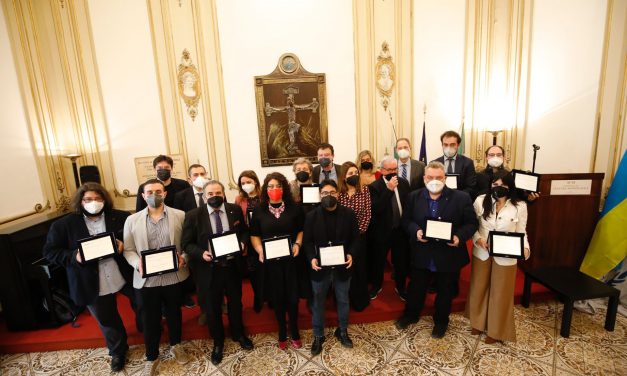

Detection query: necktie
xmin=197 ymin=193 xmax=204 ymax=207
xmin=323 ymin=170 xmax=330 ymax=181
xmin=447 ymin=158 xmax=454 ymax=174
xmin=401 ymin=164 xmax=408 ymax=181
xmin=212 ymin=210 xmax=223 ymax=234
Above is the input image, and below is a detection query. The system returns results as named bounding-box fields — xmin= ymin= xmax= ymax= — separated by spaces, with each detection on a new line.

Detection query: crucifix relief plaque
xmin=255 ymin=53 xmax=328 ymax=167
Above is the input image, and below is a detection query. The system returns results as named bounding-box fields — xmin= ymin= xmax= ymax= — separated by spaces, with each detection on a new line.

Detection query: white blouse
xmin=472 ymin=194 xmax=530 ymax=266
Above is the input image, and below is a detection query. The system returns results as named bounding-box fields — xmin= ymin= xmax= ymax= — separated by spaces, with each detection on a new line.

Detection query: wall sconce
xmin=63 ymin=153 xmax=82 ymax=189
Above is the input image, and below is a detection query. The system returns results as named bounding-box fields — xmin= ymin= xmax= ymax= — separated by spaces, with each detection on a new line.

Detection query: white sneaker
xmin=170 ymin=343 xmax=190 ymax=365
xmin=139 ymin=360 xmax=157 ymax=376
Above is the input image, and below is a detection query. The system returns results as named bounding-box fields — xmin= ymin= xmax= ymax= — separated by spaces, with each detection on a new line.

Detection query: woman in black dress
xmin=250 ymin=172 xmax=305 ymax=350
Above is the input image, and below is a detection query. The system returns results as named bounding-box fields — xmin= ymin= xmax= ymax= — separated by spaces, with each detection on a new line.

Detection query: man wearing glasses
xmin=303 ymin=179 xmax=359 ymax=356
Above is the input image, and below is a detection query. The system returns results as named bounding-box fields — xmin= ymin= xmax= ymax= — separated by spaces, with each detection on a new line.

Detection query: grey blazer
xmin=123 ymin=206 xmax=189 ymax=289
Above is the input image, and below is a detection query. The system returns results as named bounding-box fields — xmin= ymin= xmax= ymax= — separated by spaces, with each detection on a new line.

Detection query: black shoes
xmin=183 ymin=294 xmax=196 ymax=308
xmin=334 ymin=328 xmax=353 ymax=348
xmin=368 ymin=287 xmax=382 ymax=300
xmin=394 ymin=287 xmax=408 ymax=302
xmin=211 ymin=345 xmax=223 ymax=365
xmin=395 ymin=315 xmax=419 ymax=330
xmin=235 ymin=336 xmax=254 ymax=350
xmin=431 ymin=323 xmax=448 ymax=339
xmin=310 ymin=336 xmax=325 ymax=356
xmin=110 ymin=354 xmax=125 ymax=372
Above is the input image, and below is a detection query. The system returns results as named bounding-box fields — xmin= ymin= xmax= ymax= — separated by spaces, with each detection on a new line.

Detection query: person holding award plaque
xmin=181 ymin=180 xmax=254 ymax=365
xmin=250 ymin=172 xmax=306 ymax=350
xmin=304 ymin=180 xmax=359 ymax=356
xmin=466 ymin=171 xmax=530 ymax=344
xmin=43 ymin=183 xmax=137 ymax=373
xmin=123 ymin=179 xmax=190 ymax=375
xmin=395 ymin=161 xmax=478 ymax=338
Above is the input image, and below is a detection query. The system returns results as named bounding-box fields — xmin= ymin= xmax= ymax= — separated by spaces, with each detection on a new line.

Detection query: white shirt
xmin=472 ymin=194 xmax=530 ymax=266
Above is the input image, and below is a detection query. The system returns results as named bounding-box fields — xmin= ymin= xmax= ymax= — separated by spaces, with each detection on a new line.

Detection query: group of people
xmin=42 ymin=130 xmax=534 ymax=375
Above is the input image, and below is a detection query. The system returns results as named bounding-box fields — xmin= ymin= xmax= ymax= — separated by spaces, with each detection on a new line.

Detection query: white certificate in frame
xmin=445 ymin=174 xmax=459 ymax=189
xmin=300 ymin=184 xmax=321 ymax=204
xmin=512 ymin=169 xmax=540 ymax=193
xmin=317 ymin=243 xmax=346 ymax=268
xmin=78 ymin=232 xmax=117 ymax=263
xmin=263 ymin=235 xmax=292 ymax=261
xmin=209 ymin=231 xmax=242 ymax=260
xmin=425 ymin=219 xmax=453 ymax=241
xmin=141 ymin=246 xmax=178 ymax=278
xmin=489 ymin=231 xmax=524 ymax=259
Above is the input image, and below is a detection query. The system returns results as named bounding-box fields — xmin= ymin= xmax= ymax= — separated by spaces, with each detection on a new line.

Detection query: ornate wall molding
xmin=177 ymin=49 xmax=201 ymax=120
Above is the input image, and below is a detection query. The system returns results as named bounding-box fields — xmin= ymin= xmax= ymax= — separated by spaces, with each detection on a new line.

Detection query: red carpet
xmin=0 ymin=261 xmax=551 ymax=354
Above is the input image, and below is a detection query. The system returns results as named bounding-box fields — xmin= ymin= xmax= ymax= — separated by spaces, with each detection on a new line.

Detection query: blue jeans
xmin=311 ymin=272 xmax=351 ymax=337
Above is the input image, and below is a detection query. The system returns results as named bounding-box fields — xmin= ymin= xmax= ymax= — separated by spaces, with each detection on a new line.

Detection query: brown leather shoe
xmin=470 ymin=328 xmax=482 ymax=336
xmin=485 ymin=336 xmax=497 ymax=344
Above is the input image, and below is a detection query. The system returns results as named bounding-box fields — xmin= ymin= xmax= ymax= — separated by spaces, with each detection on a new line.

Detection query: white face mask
xmin=192 ymin=176 xmax=208 ymax=189
xmin=83 ymin=201 xmax=104 ymax=215
xmin=397 ymin=149 xmax=410 ymax=159
xmin=443 ymin=147 xmax=458 ymax=158
xmin=426 ymin=180 xmax=445 ymax=194
xmin=241 ymin=183 xmax=255 ymax=194
xmin=487 ymin=157 xmax=504 ymax=168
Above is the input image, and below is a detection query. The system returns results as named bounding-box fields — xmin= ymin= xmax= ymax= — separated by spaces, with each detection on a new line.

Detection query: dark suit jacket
xmin=42 ymin=209 xmax=132 ymax=306
xmin=312 ymin=163 xmax=342 ymax=182
xmin=135 ymin=177 xmax=189 ymax=212
xmin=399 ymin=158 xmax=426 ymax=191
xmin=433 ymin=154 xmax=478 ymax=199
xmin=303 ymin=205 xmax=359 ymax=281
xmin=174 ymin=187 xmax=202 ymax=213
xmin=402 ymin=187 xmax=478 ymax=272
xmin=368 ymin=176 xmax=411 ymax=238
xmin=181 ymin=202 xmax=249 ymax=290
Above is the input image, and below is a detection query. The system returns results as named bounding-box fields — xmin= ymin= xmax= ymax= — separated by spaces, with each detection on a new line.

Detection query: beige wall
xmin=0 ymin=0 xmax=625 ymax=225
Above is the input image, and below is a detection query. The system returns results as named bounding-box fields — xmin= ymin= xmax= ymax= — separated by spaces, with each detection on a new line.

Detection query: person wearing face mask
xmin=123 ymin=179 xmax=190 ymax=375
xmin=135 ymin=155 xmax=189 ymax=212
xmin=181 ymin=180 xmax=254 ymax=365
xmin=304 ymin=180 xmax=358 ymax=356
xmin=396 ymin=138 xmax=426 ymax=191
xmin=312 ymin=143 xmax=341 ymax=183
xmin=395 ymin=162 xmax=478 ymax=339
xmin=466 ymin=171 xmax=530 ymax=344
xmin=289 ymin=157 xmax=314 ymax=203
xmin=356 ymin=150 xmax=381 ymax=185
xmin=234 ymin=170 xmax=264 ymax=312
xmin=433 ymin=131 xmax=477 ymax=200
xmin=337 ymin=161 xmax=372 ymax=311
xmin=368 ymin=156 xmax=411 ymax=301
xmin=173 ymin=164 xmax=209 ymax=213
xmin=43 ymin=183 xmax=138 ymax=373
xmin=250 ymin=172 xmax=306 ymax=350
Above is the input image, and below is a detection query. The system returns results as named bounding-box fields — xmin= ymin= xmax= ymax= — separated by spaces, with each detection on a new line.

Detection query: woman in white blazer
xmin=465 ymin=170 xmax=530 ymax=344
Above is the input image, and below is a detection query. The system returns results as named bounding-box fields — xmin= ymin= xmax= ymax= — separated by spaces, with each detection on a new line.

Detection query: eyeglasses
xmin=82 ymin=197 xmax=104 ymax=203
xmin=320 ymin=191 xmax=337 ymax=197
xmin=487 ymin=153 xmax=504 ymax=158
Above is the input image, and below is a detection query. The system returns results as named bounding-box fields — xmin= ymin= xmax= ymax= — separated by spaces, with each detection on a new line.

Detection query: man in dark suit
xmin=396 ymin=137 xmax=426 ymax=191
xmin=135 ymin=154 xmax=189 ymax=212
xmin=368 ymin=156 xmax=411 ymax=301
xmin=173 ymin=164 xmax=209 ymax=212
xmin=304 ymin=180 xmax=359 ymax=356
xmin=395 ymin=161 xmax=478 ymax=338
xmin=43 ymin=183 xmax=137 ymax=372
xmin=432 ymin=130 xmax=478 ymax=200
xmin=312 ymin=143 xmax=342 ymax=183
xmin=181 ymin=180 xmax=253 ymax=365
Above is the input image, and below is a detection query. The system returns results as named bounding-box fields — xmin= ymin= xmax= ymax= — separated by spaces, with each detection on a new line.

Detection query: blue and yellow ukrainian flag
xmin=580 ymin=150 xmax=627 ymax=279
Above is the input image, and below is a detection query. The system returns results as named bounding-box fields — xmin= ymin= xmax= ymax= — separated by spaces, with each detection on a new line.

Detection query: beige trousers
xmin=465 ymin=256 xmax=517 ymax=342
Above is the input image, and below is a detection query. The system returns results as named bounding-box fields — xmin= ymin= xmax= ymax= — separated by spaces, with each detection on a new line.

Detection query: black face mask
xmin=360 ymin=161 xmax=373 ymax=170
xmin=346 ymin=175 xmax=359 ymax=186
xmin=491 ymin=186 xmax=510 ymax=199
xmin=384 ymin=173 xmax=397 ymax=180
xmin=320 ymin=195 xmax=337 ymax=210
xmin=207 ymin=196 xmax=224 ymax=208
xmin=296 ymin=171 xmax=310 ymax=183
xmin=157 ymin=169 xmax=171 ymax=181
xmin=318 ymin=157 xmax=332 ymax=168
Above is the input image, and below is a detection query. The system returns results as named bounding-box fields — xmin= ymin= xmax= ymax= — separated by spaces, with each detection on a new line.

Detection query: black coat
xmin=402 ymin=187 xmax=478 ymax=272
xmin=174 ymin=186 xmax=202 ymax=213
xmin=303 ymin=205 xmax=359 ymax=281
xmin=181 ymin=203 xmax=249 ymax=291
xmin=433 ymin=154 xmax=478 ymax=199
xmin=42 ymin=210 xmax=132 ymax=306
xmin=368 ymin=176 xmax=411 ymax=238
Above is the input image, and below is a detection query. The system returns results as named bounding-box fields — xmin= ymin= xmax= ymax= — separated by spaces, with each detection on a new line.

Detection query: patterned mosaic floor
xmin=1 ymin=300 xmax=626 ymax=375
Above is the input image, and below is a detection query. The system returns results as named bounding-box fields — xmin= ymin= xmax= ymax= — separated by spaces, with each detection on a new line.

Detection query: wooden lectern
xmin=522 ymin=173 xmax=604 ymax=270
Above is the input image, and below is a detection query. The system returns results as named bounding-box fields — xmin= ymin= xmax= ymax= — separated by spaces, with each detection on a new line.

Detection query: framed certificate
xmin=317 ymin=242 xmax=347 ymax=268
xmin=77 ymin=232 xmax=117 ymax=263
xmin=512 ymin=169 xmax=540 ymax=193
xmin=300 ymin=184 xmax=321 ymax=204
xmin=489 ymin=231 xmax=524 ymax=259
xmin=425 ymin=218 xmax=453 ymax=242
xmin=141 ymin=246 xmax=178 ymax=278
xmin=209 ymin=231 xmax=242 ymax=260
xmin=262 ymin=235 xmax=292 ymax=261
xmin=445 ymin=174 xmax=459 ymax=189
